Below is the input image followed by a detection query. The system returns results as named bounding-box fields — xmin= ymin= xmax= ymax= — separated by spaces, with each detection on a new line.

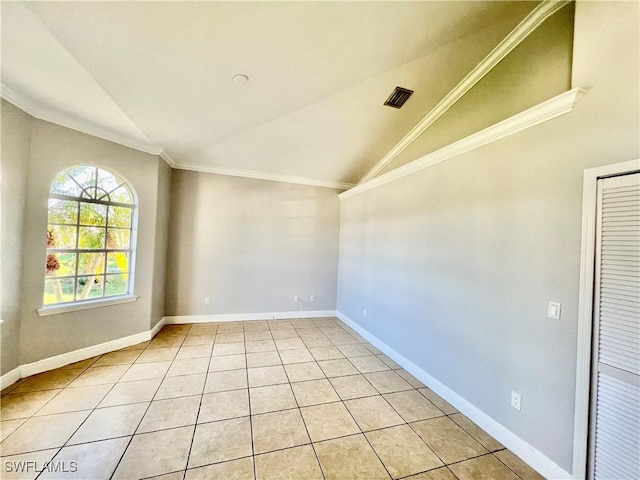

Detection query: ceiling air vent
xmin=384 ymin=86 xmax=414 ymax=108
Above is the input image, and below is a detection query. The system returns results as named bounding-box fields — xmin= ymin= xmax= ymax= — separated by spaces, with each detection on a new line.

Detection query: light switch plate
xmin=548 ymin=301 xmax=561 ymax=320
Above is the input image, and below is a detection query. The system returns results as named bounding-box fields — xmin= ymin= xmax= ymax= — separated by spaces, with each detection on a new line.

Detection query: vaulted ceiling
xmin=1 ymin=1 xmax=538 ymax=188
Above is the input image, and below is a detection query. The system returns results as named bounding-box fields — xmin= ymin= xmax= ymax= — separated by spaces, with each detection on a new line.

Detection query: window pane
xmin=76 ymin=275 xmax=104 ymax=300
xmin=98 ymin=169 xmax=121 ymax=195
xmin=43 ymin=278 xmax=75 ymax=305
xmin=107 ymin=252 xmax=129 ymax=273
xmin=45 ymin=252 xmax=76 ymax=278
xmin=111 ymin=185 xmax=133 ymax=205
xmin=79 ymin=227 xmax=105 ymax=249
xmin=108 ymin=206 xmax=132 ymax=228
xmin=78 ymin=252 xmax=105 ymax=276
xmin=107 ymin=229 xmax=130 ymax=250
xmin=105 ymin=274 xmax=128 ymax=297
xmin=48 ymin=199 xmax=78 ymax=224
xmin=70 ymin=166 xmax=98 ymax=190
xmin=50 ymin=173 xmax=81 ymax=197
xmin=47 ymin=225 xmax=76 ymax=249
xmin=80 ymin=202 xmax=107 ymax=226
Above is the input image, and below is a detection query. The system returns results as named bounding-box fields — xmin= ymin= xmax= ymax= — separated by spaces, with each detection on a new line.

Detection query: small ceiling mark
xmin=233 ymin=73 xmax=249 ymax=84
xmin=384 ymin=86 xmax=414 ymax=108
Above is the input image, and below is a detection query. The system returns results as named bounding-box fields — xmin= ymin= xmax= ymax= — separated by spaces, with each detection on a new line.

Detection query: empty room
xmin=1 ymin=1 xmax=638 ymax=479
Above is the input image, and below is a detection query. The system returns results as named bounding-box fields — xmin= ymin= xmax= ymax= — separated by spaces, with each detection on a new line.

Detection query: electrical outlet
xmin=294 ymin=295 xmax=300 ymax=302
xmin=310 ymin=295 xmax=315 ymax=302
xmin=548 ymin=301 xmax=561 ymax=320
xmin=363 ymin=309 xmax=367 ymax=318
xmin=204 ymin=297 xmax=210 ymax=305
xmin=511 ymin=391 xmax=522 ymax=411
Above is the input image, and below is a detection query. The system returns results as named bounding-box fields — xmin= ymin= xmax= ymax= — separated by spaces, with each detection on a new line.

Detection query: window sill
xmin=37 ymin=295 xmax=139 ymax=317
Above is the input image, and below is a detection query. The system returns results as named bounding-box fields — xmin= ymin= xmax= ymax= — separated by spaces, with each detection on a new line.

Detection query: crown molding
xmin=359 ymin=0 xmax=572 ymax=184
xmin=340 ymin=87 xmax=586 ymax=200
xmin=1 ymin=82 xmax=164 ymax=156
xmin=173 ymin=162 xmax=355 ymax=190
xmin=160 ymin=149 xmax=177 ymax=168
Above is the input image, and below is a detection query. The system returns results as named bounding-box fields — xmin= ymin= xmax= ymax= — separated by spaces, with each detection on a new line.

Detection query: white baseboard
xmin=335 ymin=311 xmax=572 ymax=480
xmin=163 ymin=310 xmax=337 ymax=324
xmin=0 ymin=318 xmax=167 ymax=390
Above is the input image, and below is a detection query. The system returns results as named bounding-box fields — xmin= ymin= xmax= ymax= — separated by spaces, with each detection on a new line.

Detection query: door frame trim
xmin=573 ymin=158 xmax=640 ymax=479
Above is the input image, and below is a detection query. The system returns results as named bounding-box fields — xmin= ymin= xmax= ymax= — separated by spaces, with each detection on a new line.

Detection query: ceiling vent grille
xmin=384 ymin=86 xmax=414 ymax=108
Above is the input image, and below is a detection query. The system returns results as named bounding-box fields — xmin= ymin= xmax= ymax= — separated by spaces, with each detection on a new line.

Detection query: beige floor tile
xmin=93 ymin=350 xmax=142 ymax=366
xmin=250 ymin=384 xmax=297 ymax=414
xmin=494 ymin=450 xmax=546 ymax=480
xmin=175 ymin=344 xmax=213 ymax=360
xmin=450 ymin=413 xmax=504 ymax=452
xmin=39 ymin=436 xmax=130 ymax=480
xmin=138 ymin=395 xmax=201 ymax=433
xmin=255 ymin=444 xmax=323 ymax=480
xmin=60 ymin=357 xmax=100 ymax=370
xmin=366 ymin=425 xmax=443 ymax=478
xmin=405 ymin=467 xmax=458 ymax=480
xmin=350 ymin=355 xmax=390 ymax=373
xmin=270 ymin=329 xmax=300 ymax=340
xmin=274 ymin=338 xmax=306 ymax=350
xmin=0 ymin=390 xmax=61 ymax=420
xmin=188 ymin=323 xmax=218 ymax=336
xmin=315 ymin=434 xmax=390 ymax=480
xmin=365 ymin=370 xmax=413 ymax=394
xmin=246 ymin=340 xmax=277 ymax=353
xmin=148 ymin=336 xmax=185 ymax=349
xmin=212 ymin=342 xmax=246 ymax=356
xmin=0 ymin=419 xmax=25 ymax=442
xmin=186 ymin=457 xmax=254 ymax=480
xmin=217 ymin=323 xmax=244 ymax=333
xmin=251 ymin=409 xmax=310 ymax=454
xmin=113 ymin=425 xmax=193 ymax=479
xmin=317 ymin=359 xmax=359 ymax=377
xmin=69 ymin=365 xmax=129 ymax=387
xmin=418 ymin=388 xmax=458 ymax=414
xmin=182 ymin=335 xmax=215 ymax=346
xmin=247 ymin=352 xmax=282 ymax=368
xmin=69 ymin=403 xmax=148 ymax=444
xmin=136 ymin=347 xmax=179 ymax=363
xmin=13 ymin=369 xmax=85 ymax=393
xmin=337 ymin=344 xmax=372 ymax=357
xmin=329 ymin=374 xmax=378 ymax=400
xmin=384 ymin=390 xmax=444 ymax=423
xmin=302 ymin=336 xmax=333 ymax=347
xmin=199 ymin=389 xmax=249 ymax=422
xmin=209 ymin=353 xmax=247 ymax=371
xmin=99 ymin=378 xmax=162 ymax=407
xmin=147 ymin=471 xmax=186 ymax=480
xmin=397 ymin=369 xmax=426 ymax=387
xmin=377 ymin=354 xmax=403 ymax=370
xmin=0 ymin=448 xmax=59 ymax=480
xmin=245 ymin=331 xmax=273 ymax=341
xmin=450 ymin=454 xmax=520 ymax=480
xmin=1 ymin=410 xmax=89 ymax=456
xmin=204 ymin=369 xmax=248 ymax=393
xmin=411 ymin=416 xmax=487 ymax=464
xmin=216 ymin=332 xmax=245 ymax=343
xmin=344 ymin=395 xmax=404 ymax=431
xmin=189 ymin=417 xmax=252 ymax=467
xmin=364 ymin=344 xmax=383 ymax=355
xmin=167 ymin=357 xmax=210 ymax=377
xmin=291 ymin=379 xmax=340 ymax=407
xmin=244 ymin=321 xmax=270 ymax=330
xmin=284 ymin=362 xmax=325 ymax=382
xmin=308 ymin=346 xmax=344 ymax=361
xmin=248 ymin=366 xmax=288 ymax=388
xmin=155 ymin=373 xmax=205 ymax=400
xmin=277 ymin=348 xmax=313 ymax=364
xmin=300 ymin=401 xmax=360 ymax=442
xmin=119 ymin=341 xmax=151 ymax=351
xmin=35 ymin=384 xmax=112 ymax=416
xmin=120 ymin=361 xmax=172 ymax=382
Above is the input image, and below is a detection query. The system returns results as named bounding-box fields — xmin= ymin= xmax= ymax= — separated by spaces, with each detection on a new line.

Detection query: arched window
xmin=44 ymin=166 xmax=136 ymax=306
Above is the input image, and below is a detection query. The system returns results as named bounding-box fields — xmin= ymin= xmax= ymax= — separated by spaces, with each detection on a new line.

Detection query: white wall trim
xmin=160 ymin=149 xmax=177 ymax=168
xmin=359 ymin=0 xmax=571 ymax=183
xmin=573 ymin=159 xmax=640 ymax=479
xmin=340 ymin=88 xmax=585 ymax=200
xmin=0 ymin=82 xmax=164 ymax=156
xmin=164 ymin=310 xmax=338 ymax=324
xmin=335 ymin=310 xmax=572 ymax=480
xmin=172 ymin=162 xmax=354 ymax=191
xmin=0 ymin=317 xmax=167 ymax=390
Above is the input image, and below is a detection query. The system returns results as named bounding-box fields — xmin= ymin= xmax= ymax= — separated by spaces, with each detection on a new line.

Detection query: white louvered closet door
xmin=589 ymin=173 xmax=640 ymax=480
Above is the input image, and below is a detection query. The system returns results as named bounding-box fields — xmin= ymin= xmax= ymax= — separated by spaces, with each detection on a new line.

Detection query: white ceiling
xmin=1 ymin=1 xmax=537 ymax=188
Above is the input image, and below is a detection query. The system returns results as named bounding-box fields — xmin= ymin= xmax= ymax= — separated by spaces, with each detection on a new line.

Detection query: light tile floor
xmin=0 ymin=318 xmax=545 ymax=480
